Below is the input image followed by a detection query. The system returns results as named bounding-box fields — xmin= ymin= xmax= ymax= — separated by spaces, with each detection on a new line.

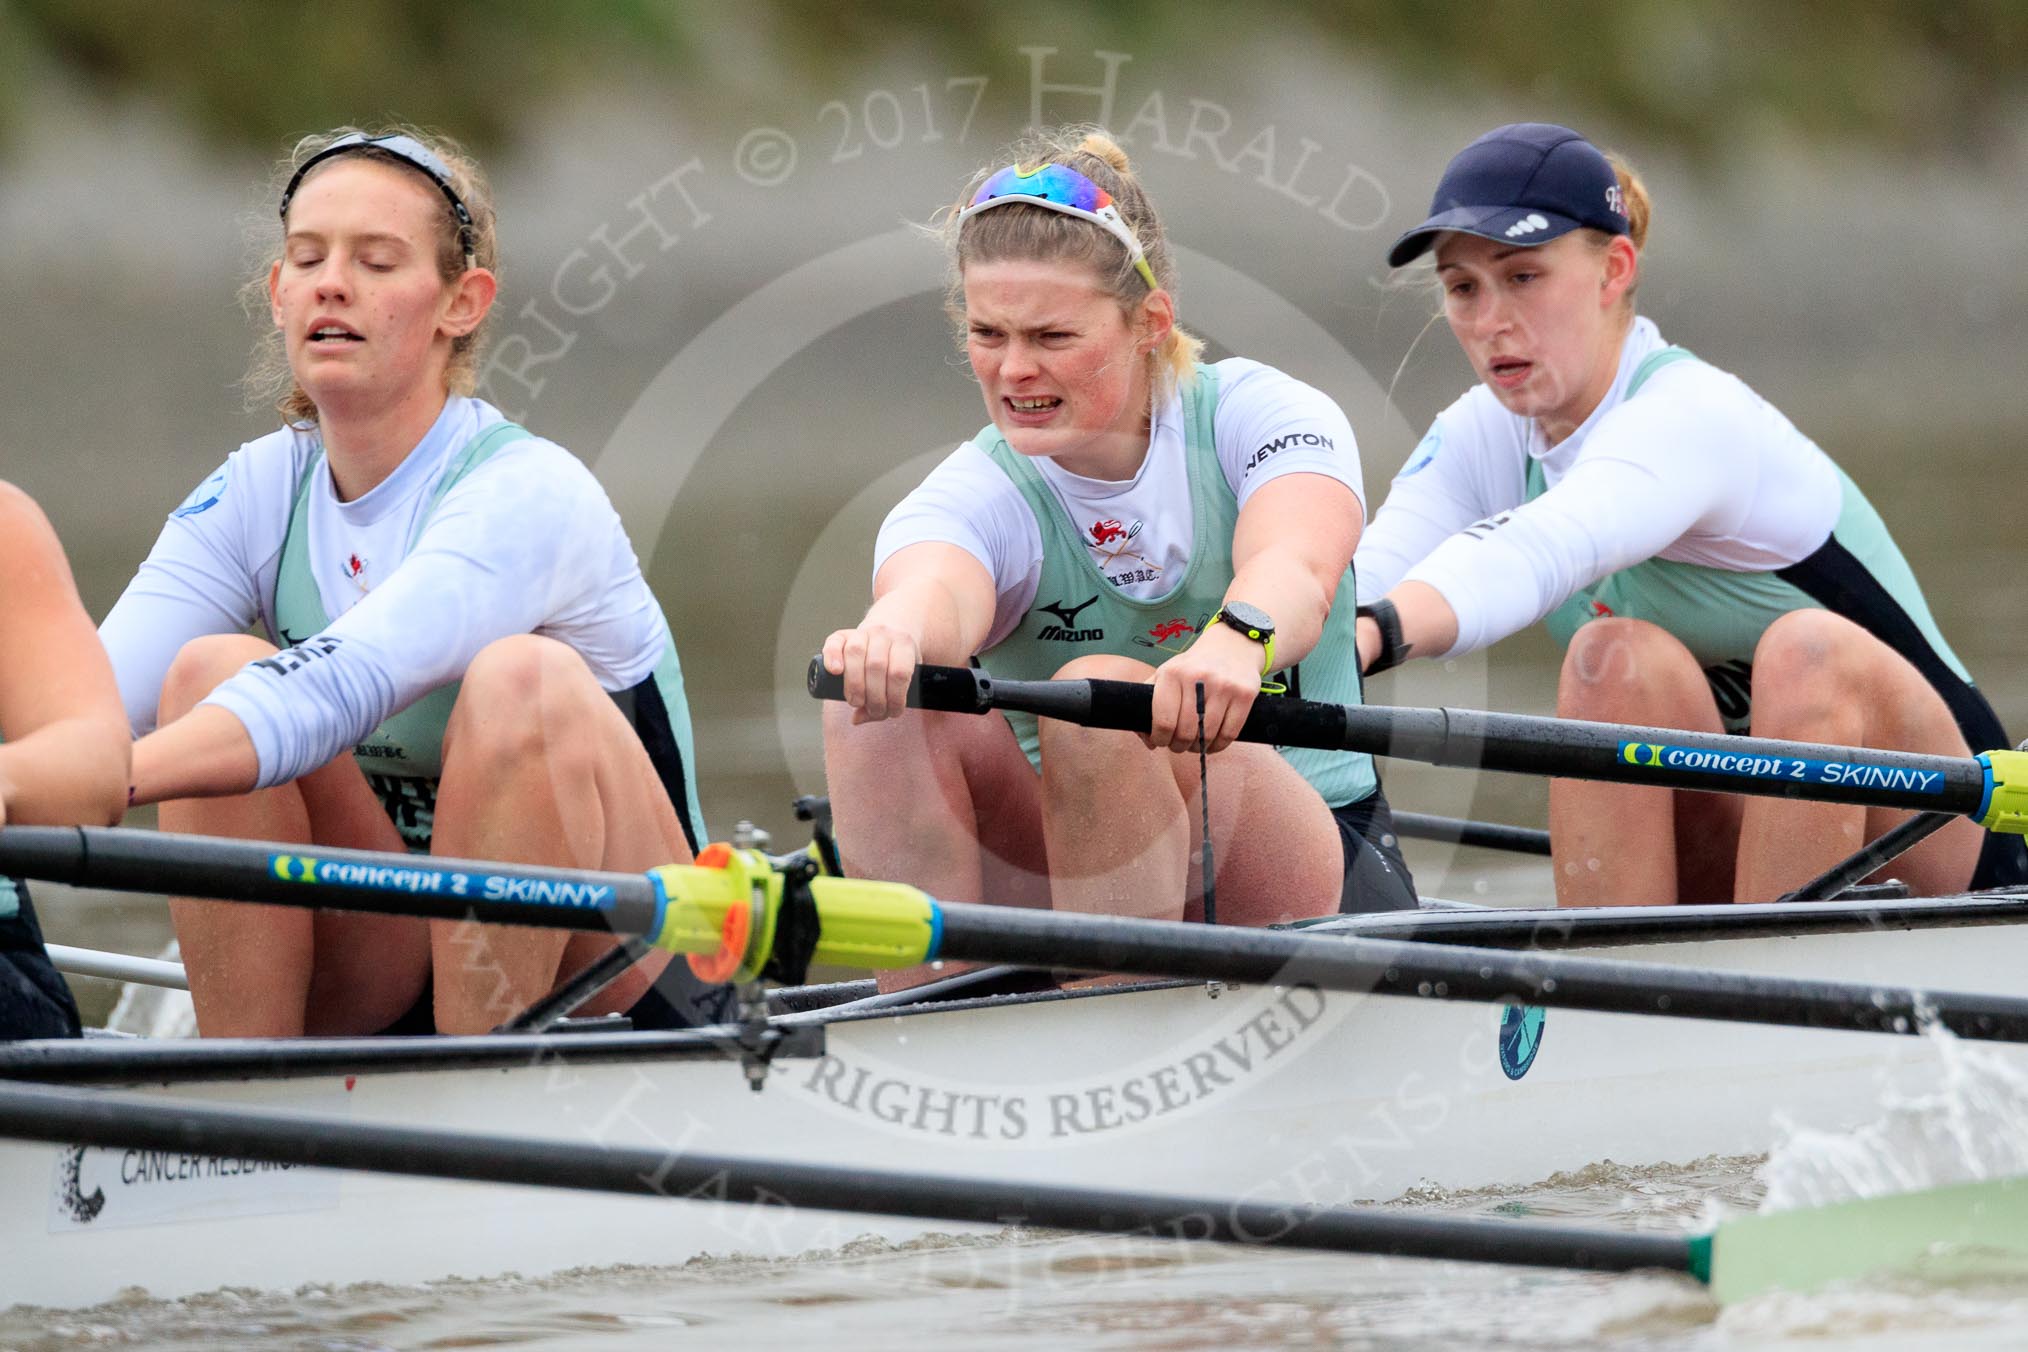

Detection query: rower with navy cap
xmin=1383 ymin=121 xmax=1632 ymax=268
xmin=1354 ymin=122 xmax=2024 ymax=907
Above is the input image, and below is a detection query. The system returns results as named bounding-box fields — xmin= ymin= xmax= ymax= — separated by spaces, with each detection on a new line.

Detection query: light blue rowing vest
xmin=976 ymin=363 xmax=1378 ymax=808
xmin=273 ymin=422 xmax=708 ymax=851
xmin=1530 ymin=346 xmax=1989 ymax=740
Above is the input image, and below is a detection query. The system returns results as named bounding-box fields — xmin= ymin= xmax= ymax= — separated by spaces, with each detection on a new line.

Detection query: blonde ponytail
xmin=1584 ymin=151 xmax=1652 ymax=310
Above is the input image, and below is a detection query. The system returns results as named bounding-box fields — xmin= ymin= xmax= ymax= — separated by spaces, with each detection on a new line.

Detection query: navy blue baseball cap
xmin=1387 ymin=123 xmax=1629 ymax=268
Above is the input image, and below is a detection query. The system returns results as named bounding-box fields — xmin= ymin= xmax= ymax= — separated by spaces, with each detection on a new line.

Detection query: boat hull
xmin=4 ymin=916 xmax=2025 ymax=1309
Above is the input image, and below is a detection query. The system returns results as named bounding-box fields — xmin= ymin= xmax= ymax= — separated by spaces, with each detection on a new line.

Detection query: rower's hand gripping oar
xmin=807 ymin=657 xmax=2028 ymax=834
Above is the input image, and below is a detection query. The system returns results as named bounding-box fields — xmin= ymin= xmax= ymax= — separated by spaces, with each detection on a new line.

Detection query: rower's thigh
xmin=822 ymin=699 xmax=1048 ymax=905
xmin=967 ymin=715 xmax=1049 ymax=907
xmin=297 ymin=737 xmax=431 ymax=1032
xmin=159 ymin=636 xmax=430 ymax=1033
xmin=442 ymin=635 xmax=692 ymax=868
xmin=1556 ymin=619 xmax=1742 ymax=899
xmin=1557 ymin=618 xmax=1717 ymax=724
xmin=437 ymin=636 xmax=692 ymax=1011
xmin=1166 ymin=743 xmax=1341 ymax=927
xmin=1751 ymin=610 xmax=1967 ymax=753
xmin=1751 ymin=609 xmax=1984 ymax=893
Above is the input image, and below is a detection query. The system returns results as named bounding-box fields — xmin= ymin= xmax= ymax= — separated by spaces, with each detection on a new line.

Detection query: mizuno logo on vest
xmin=1036 ymin=594 xmax=1104 ymax=641
xmin=1041 ymin=596 xmax=1098 ymax=626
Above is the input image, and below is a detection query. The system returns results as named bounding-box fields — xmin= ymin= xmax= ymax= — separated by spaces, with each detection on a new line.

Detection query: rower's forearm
xmin=1227 ymin=553 xmax=1332 ymax=664
xmin=131 ymin=705 xmax=261 ymax=807
xmin=0 ymin=718 xmax=130 ymax=826
xmin=864 ymin=579 xmax=977 ymax=666
xmin=1383 ymin=581 xmax=1461 ymax=664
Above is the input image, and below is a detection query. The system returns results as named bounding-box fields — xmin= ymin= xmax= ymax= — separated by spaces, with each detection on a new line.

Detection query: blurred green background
xmin=3 ymin=1 xmax=2023 ymax=991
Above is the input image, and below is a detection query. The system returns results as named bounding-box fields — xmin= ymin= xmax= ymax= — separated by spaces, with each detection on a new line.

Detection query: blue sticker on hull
xmin=1499 ymin=1004 xmax=1545 ymax=1080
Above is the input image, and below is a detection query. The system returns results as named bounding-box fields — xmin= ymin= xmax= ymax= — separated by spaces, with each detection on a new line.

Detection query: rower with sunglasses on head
xmin=821 ymin=128 xmax=1417 ymax=955
xmin=1355 ymin=122 xmax=2023 ymax=906
xmin=100 ymin=127 xmax=716 ymax=1037
xmin=0 ymin=483 xmax=130 ymax=1039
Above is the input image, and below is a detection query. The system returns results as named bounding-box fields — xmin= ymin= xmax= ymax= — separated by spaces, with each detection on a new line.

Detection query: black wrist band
xmin=1356 ymin=598 xmax=1409 ymax=675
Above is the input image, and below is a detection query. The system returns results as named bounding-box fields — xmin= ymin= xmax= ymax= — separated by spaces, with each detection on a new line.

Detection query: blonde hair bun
xmin=1075 ymin=132 xmax=1133 ymax=176
xmin=942 ymin=125 xmax=1203 ymax=390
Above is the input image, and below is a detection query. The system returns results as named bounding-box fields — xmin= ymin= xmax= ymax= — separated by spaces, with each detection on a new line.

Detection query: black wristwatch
xmin=1356 ymin=598 xmax=1409 ymax=674
xmin=1210 ymin=601 xmax=1276 ymax=675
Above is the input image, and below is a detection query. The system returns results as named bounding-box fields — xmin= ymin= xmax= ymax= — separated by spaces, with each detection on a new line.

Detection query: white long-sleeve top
xmin=1355 ymin=318 xmax=1842 ymax=657
xmin=101 ymin=396 xmax=671 ymax=789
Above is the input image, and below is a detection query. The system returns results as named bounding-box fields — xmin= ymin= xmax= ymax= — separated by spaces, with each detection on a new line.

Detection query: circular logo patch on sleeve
xmin=173 ymin=468 xmax=229 ymax=518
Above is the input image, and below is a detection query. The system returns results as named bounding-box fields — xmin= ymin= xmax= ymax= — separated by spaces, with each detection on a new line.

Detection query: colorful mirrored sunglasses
xmin=280 ymin=133 xmax=476 ymax=262
xmin=959 ymin=163 xmax=1158 ymax=290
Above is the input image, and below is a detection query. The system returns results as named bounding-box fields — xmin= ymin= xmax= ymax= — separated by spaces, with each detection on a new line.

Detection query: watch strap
xmin=1210 ymin=604 xmax=1276 ymax=677
xmin=1356 ymin=598 xmax=1409 ymax=674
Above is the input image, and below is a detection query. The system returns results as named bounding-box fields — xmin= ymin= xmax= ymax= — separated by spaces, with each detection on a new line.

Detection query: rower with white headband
xmin=99 ymin=125 xmax=718 ymax=1037
xmin=820 ymin=127 xmax=1415 ymax=974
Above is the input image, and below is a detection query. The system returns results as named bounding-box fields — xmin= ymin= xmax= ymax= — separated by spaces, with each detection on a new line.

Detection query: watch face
xmin=1221 ymin=601 xmax=1273 ymax=634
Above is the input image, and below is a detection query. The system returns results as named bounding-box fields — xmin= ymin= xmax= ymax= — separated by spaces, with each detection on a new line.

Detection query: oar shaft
xmin=808 ymin=661 xmax=1997 ymax=819
xmin=926 ymin=899 xmax=2028 ymax=1045
xmin=44 ymin=944 xmax=188 ymax=991
xmin=0 ymin=1080 xmax=1689 ymax=1275
xmin=1388 ymin=812 xmax=1551 ymax=856
xmin=0 ymin=826 xmax=662 ymax=937
xmin=15 ymin=825 xmax=2028 ymax=1047
xmin=1360 ymin=703 xmax=1987 ymax=816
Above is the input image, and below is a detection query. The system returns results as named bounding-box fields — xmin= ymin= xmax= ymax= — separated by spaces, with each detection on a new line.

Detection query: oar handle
xmin=806 ymin=659 xmax=997 ymax=715
xmin=804 ymin=657 xmax=1358 ymax=744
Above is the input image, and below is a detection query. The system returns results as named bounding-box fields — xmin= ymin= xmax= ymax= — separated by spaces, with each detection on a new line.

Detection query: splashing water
xmin=1759 ymin=1019 xmax=2028 ymax=1213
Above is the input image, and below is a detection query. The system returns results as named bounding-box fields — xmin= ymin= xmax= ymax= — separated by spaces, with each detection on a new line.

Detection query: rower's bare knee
xmin=1038 ymin=655 xmax=1161 ymax=808
xmin=1039 ymin=654 xmax=1152 ymax=766
xmin=824 ymin=698 xmax=1004 ymax=782
xmin=1749 ymin=611 xmax=1868 ymax=743
xmin=442 ymin=635 xmax=601 ymax=779
xmin=1557 ymin=618 xmax=1701 ymax=721
xmin=1051 ymin=652 xmax=1154 ymax=684
xmin=159 ymin=633 xmax=278 ymax=723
